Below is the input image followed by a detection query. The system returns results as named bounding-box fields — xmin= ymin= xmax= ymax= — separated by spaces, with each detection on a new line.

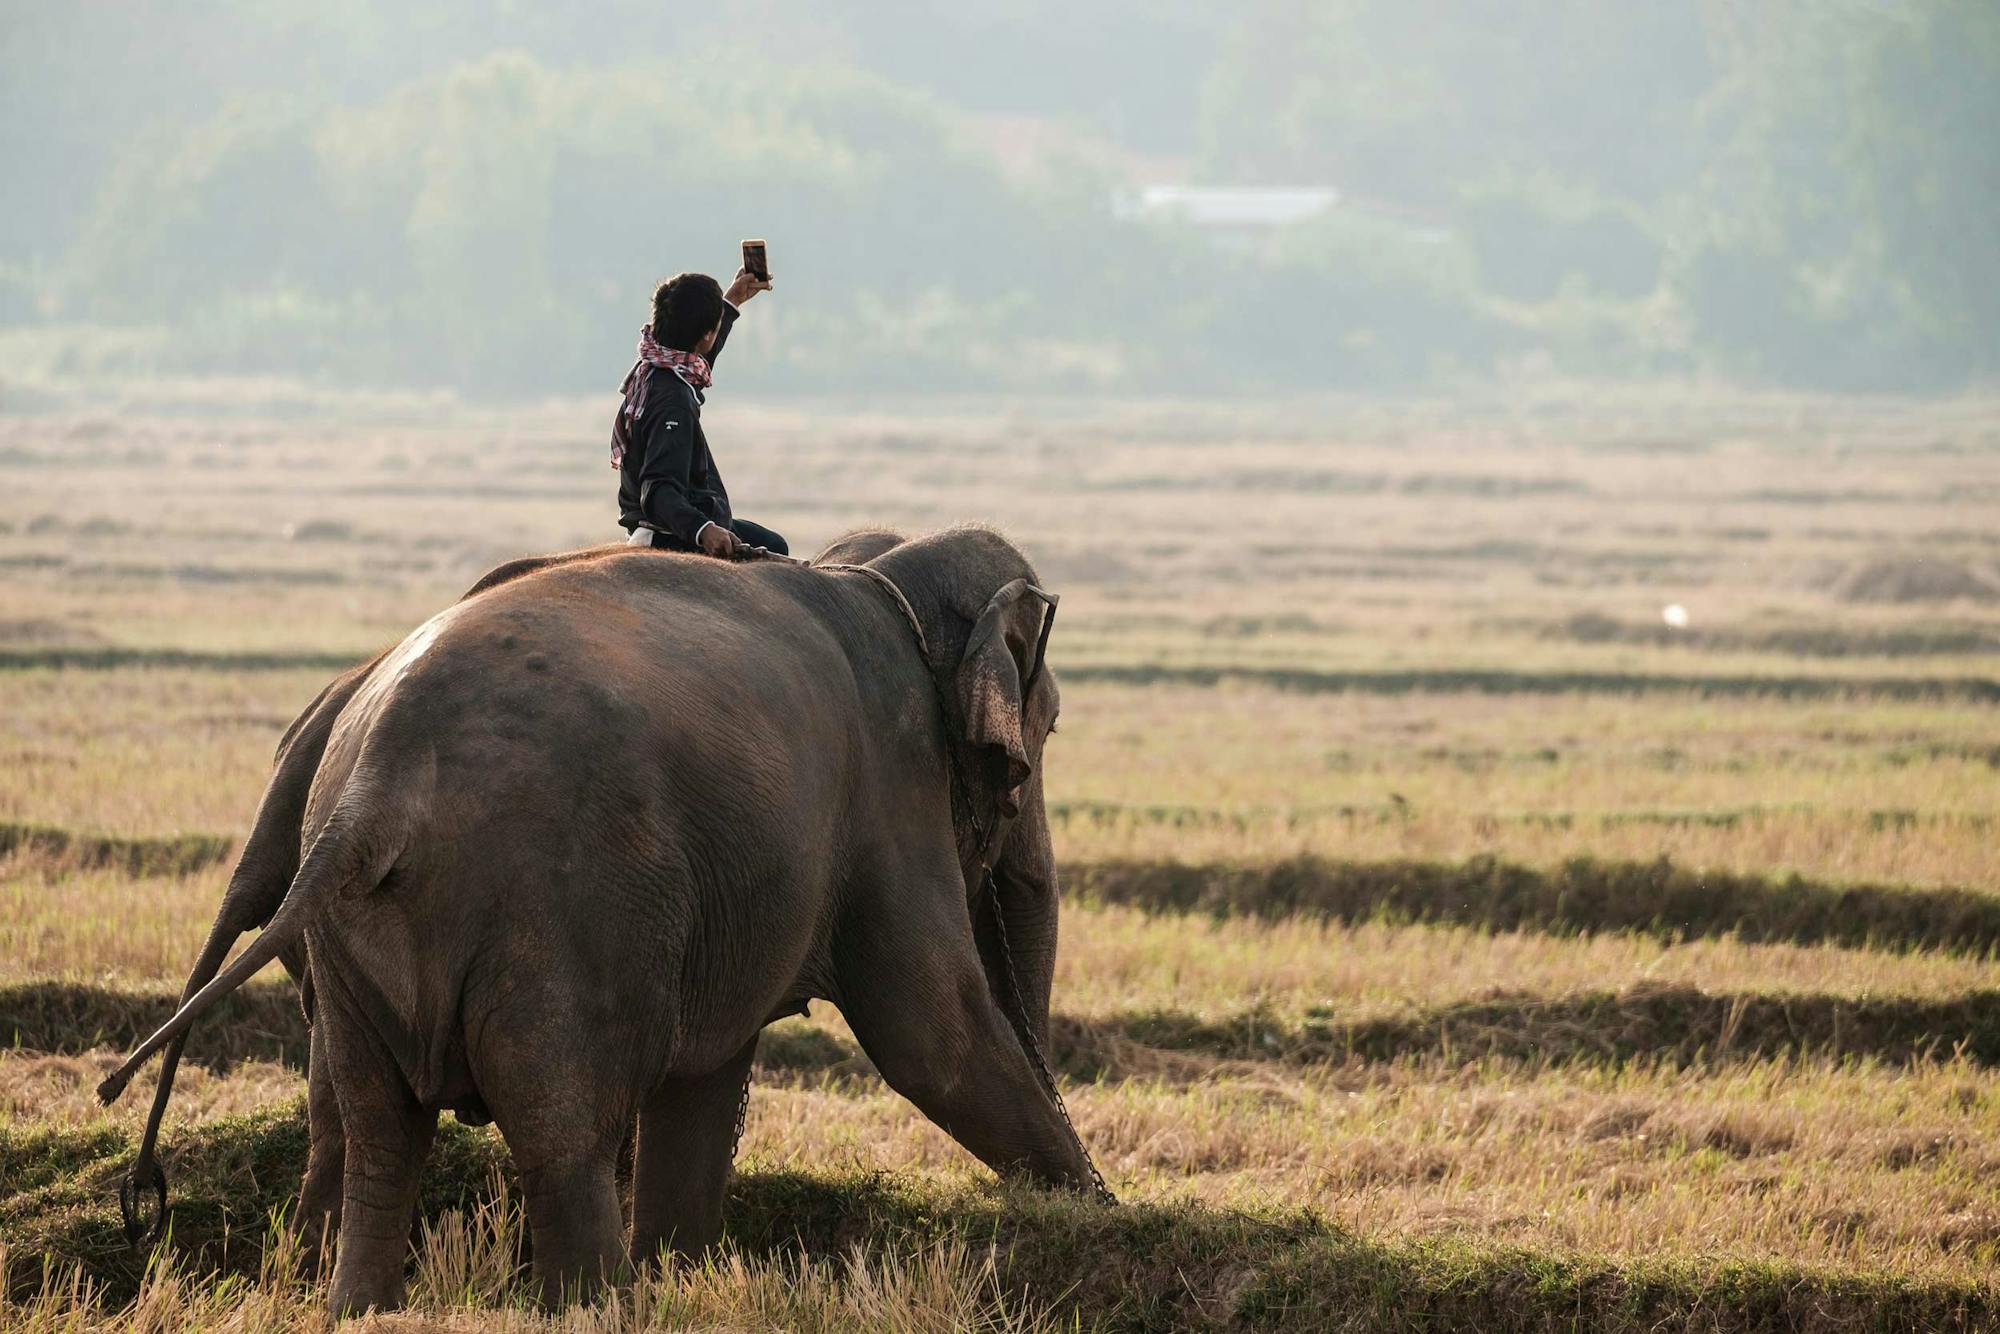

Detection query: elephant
xmin=113 ymin=528 xmax=912 ymax=1260
xmin=100 ymin=524 xmax=1103 ymax=1313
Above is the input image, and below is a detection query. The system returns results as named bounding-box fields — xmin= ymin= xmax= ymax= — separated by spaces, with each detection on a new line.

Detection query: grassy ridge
xmin=13 ymin=979 xmax=1996 ymax=1082
xmin=1047 ymin=988 xmax=2000 ymax=1074
xmin=0 ymin=981 xmax=306 ymax=1070
xmin=1526 ymin=611 xmax=2000 ymax=659
xmin=1059 ymin=663 xmax=2000 ymax=702
xmin=1070 ymin=855 xmax=2000 ymax=955
xmin=9 ymin=825 xmax=1998 ymax=955
xmin=1051 ymin=800 xmax=1999 ymax=834
xmin=4 ymin=1106 xmax=1994 ymax=1331
xmin=0 ymin=822 xmax=233 ymax=879
xmin=8 ymin=647 xmax=2000 ymax=704
xmin=0 ymin=647 xmax=361 ymax=673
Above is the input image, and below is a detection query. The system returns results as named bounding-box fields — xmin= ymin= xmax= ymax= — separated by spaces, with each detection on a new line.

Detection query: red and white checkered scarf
xmin=611 ymin=325 xmax=713 ymax=470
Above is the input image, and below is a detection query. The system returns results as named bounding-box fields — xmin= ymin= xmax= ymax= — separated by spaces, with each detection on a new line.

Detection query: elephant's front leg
xmin=988 ymin=779 xmax=1063 ymax=1051
xmin=839 ymin=875 xmax=1096 ymax=1190
xmin=630 ymin=1036 xmax=758 ymax=1268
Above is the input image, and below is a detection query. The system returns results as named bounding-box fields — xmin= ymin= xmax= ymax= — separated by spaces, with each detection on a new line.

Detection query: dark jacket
xmin=616 ymin=303 xmax=739 ymax=546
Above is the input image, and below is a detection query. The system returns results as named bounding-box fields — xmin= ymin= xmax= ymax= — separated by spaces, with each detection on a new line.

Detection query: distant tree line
xmin=2 ymin=0 xmax=1992 ymax=395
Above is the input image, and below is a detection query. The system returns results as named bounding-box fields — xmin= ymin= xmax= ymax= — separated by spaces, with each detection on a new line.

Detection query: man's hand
xmin=724 ymin=267 xmax=773 ymax=307
xmin=697 ymin=522 xmax=742 ymax=559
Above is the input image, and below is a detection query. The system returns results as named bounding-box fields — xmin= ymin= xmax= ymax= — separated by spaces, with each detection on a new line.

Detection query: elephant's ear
xmin=955 ymin=577 xmax=1058 ymax=818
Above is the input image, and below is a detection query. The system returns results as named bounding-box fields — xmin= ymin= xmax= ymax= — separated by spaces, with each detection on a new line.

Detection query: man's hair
xmin=652 ymin=273 xmax=725 ymax=351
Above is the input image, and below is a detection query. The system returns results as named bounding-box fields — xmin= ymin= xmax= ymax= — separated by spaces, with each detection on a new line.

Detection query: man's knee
xmin=731 ymin=520 xmax=787 ymax=556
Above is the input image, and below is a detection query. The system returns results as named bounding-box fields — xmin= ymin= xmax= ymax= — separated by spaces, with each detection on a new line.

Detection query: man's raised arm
xmin=708 ymin=267 xmax=772 ymax=368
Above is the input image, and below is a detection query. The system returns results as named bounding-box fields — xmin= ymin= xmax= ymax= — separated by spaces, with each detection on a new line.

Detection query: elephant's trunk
xmin=984 ymin=778 xmax=1062 ymax=1049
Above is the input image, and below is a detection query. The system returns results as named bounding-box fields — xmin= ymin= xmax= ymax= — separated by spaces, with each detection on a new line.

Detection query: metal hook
xmin=119 ymin=1158 xmax=169 ymax=1246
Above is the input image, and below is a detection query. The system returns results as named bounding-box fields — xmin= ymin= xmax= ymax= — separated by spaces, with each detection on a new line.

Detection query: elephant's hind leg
xmin=630 ymin=1035 xmax=758 ymax=1268
xmin=296 ymin=1015 xmax=345 ymax=1276
xmin=477 ymin=1034 xmax=630 ymax=1304
xmin=322 ymin=1020 xmax=437 ymax=1315
xmin=837 ymin=886 xmax=1093 ymax=1189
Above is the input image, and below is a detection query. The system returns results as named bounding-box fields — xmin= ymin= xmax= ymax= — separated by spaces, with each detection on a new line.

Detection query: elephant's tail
xmin=96 ymin=783 xmax=402 ymax=1106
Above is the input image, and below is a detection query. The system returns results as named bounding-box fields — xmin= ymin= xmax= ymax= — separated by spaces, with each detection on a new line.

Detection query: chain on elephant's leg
xmin=988 ymin=872 xmax=1115 ymax=1204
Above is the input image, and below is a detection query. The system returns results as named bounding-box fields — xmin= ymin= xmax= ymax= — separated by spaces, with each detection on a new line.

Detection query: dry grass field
xmin=2 ymin=382 xmax=1998 ymax=1331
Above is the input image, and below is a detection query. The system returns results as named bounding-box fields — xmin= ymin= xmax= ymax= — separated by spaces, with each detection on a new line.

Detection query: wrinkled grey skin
xmin=106 ymin=525 xmax=1088 ymax=1313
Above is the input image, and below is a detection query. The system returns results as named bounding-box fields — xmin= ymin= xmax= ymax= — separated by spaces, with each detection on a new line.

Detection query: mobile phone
xmin=741 ymin=239 xmax=769 ymax=282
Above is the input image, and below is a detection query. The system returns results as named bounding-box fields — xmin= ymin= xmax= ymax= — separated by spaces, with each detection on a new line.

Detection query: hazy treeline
xmin=4 ymin=0 xmax=1994 ymax=395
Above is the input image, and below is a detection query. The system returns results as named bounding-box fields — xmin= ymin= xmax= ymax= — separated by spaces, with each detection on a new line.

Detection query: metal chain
xmin=983 ymin=863 xmax=1116 ymax=1204
xmin=728 ymin=1065 xmax=752 ymax=1164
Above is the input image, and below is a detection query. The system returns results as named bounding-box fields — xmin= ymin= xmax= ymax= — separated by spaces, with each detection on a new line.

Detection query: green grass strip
xmin=10 ymin=979 xmax=1995 ymax=1083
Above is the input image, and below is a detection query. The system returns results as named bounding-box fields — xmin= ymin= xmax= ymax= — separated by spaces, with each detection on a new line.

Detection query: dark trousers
xmin=631 ymin=517 xmax=788 ymax=556
xmin=724 ymin=518 xmax=789 ymax=555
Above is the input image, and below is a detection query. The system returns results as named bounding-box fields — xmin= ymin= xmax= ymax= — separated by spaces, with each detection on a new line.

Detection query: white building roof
xmin=1122 ymin=185 xmax=1339 ymax=228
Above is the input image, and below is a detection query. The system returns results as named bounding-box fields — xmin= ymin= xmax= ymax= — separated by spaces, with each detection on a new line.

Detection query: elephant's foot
xmin=520 ymin=1158 xmax=626 ymax=1306
xmin=294 ymin=1200 xmax=337 ymax=1281
xmin=295 ymin=1142 xmax=344 ymax=1277
xmin=328 ymin=1240 xmax=407 ymax=1317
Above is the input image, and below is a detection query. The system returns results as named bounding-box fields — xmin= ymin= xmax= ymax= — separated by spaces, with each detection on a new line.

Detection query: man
xmin=613 ymin=265 xmax=785 ymax=557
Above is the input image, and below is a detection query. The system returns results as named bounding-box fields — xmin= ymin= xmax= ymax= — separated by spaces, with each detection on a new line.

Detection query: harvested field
xmin=2 ymin=387 xmax=1998 ymax=1329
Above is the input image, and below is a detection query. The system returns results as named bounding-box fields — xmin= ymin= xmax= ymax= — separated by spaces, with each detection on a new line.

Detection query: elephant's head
xmin=875 ymin=528 xmax=1067 ymax=1026
xmin=869 ymin=528 xmax=1061 ymax=836
xmin=873 ymin=526 xmax=1061 ymax=837
xmin=954 ymin=575 xmax=1060 ymax=828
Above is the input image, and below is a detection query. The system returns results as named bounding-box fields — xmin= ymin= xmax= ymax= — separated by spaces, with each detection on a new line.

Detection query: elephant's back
xmin=350 ymin=550 xmax=864 ymax=822
xmin=306 ymin=551 xmax=861 ymax=1080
